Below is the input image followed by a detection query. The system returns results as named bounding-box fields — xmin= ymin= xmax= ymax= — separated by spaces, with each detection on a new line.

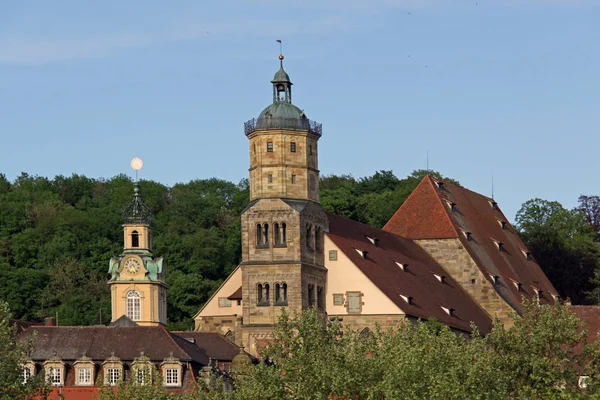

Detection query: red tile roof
xmin=384 ymin=176 xmax=559 ymax=313
xmin=326 ymin=211 xmax=493 ymax=334
xmin=383 ymin=177 xmax=458 ymax=239
xmin=570 ymin=306 xmax=600 ymax=345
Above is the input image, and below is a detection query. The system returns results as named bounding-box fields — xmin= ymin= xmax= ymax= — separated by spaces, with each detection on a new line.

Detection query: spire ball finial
xmin=279 ymin=54 xmax=284 ymax=60
xmin=131 ymin=157 xmax=143 ymax=171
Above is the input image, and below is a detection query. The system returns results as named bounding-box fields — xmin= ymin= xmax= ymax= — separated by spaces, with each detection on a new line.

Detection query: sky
xmin=0 ymin=0 xmax=599 ymax=221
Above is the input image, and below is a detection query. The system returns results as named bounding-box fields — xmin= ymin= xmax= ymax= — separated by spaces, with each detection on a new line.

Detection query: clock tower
xmin=108 ymin=183 xmax=168 ymax=326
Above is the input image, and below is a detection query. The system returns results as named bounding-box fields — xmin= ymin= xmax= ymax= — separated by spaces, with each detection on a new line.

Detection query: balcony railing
xmin=244 ymin=117 xmax=322 ymax=136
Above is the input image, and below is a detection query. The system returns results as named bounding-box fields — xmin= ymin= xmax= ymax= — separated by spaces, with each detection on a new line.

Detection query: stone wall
xmin=416 ymin=238 xmax=515 ymax=327
xmin=247 ymin=129 xmax=320 ymax=202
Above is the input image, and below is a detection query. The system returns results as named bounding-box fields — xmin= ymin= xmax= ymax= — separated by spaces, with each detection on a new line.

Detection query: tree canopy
xmin=515 ymin=198 xmax=600 ymax=304
xmin=0 ymin=169 xmax=456 ymax=328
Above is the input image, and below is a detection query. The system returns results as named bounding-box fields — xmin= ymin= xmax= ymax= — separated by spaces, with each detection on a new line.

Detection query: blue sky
xmin=1 ymin=0 xmax=598 ymax=221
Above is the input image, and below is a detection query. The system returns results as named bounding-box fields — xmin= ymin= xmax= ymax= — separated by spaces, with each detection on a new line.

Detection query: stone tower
xmin=108 ymin=183 xmax=168 ymax=326
xmin=240 ymin=53 xmax=328 ymax=347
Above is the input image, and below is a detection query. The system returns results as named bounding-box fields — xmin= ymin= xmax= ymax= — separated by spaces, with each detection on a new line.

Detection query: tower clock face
xmin=124 ymin=258 xmax=141 ymax=274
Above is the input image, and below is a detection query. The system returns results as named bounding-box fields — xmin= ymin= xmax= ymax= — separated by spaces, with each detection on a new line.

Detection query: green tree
xmin=230 ymin=302 xmax=600 ymax=399
xmin=0 ymin=301 xmax=49 ymax=399
xmin=515 ymin=198 xmax=599 ymax=304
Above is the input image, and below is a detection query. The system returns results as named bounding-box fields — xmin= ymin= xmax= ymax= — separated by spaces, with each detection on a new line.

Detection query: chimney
xmin=45 ymin=317 xmax=56 ymax=326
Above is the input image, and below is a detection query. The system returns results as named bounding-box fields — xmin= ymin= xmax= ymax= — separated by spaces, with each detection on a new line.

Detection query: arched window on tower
xmin=258 ymin=283 xmax=270 ymax=306
xmin=306 ymin=224 xmax=313 ymax=249
xmin=308 ymin=284 xmax=315 ymax=307
xmin=317 ymin=286 xmax=324 ymax=310
xmin=256 ymin=224 xmax=263 ymax=246
xmin=131 ymin=230 xmax=140 ymax=248
xmin=281 ymin=223 xmax=287 ymax=245
xmin=276 ymin=283 xmax=288 ymax=306
xmin=274 ymin=223 xmax=280 ymax=245
xmin=126 ymin=291 xmax=141 ymax=321
xmin=263 ymin=224 xmax=269 ymax=245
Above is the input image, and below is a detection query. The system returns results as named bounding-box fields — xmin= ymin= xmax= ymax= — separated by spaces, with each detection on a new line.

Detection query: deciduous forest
xmin=0 ymin=170 xmax=598 ymax=329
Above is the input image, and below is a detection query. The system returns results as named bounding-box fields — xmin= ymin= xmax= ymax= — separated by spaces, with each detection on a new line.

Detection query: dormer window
xmin=441 ymin=306 xmax=454 ymax=316
xmin=433 ymin=273 xmax=446 ymax=283
xmin=435 ymin=181 xmax=444 ymax=190
xmin=355 ymin=249 xmax=367 ymax=259
xmin=533 ymin=287 xmax=542 ymax=303
xmin=461 ymin=230 xmax=472 ymax=241
xmin=366 ymin=236 xmax=378 ymax=246
xmin=44 ymin=358 xmax=65 ymax=387
xmin=444 ymin=200 xmax=456 ymax=211
xmin=522 ymin=250 xmax=532 ymax=260
xmin=551 ymin=293 xmax=560 ymax=303
xmin=493 ymin=240 xmax=504 ymax=251
xmin=162 ymin=356 xmax=183 ymax=388
xmin=267 ymin=142 xmax=273 ymax=152
xmin=511 ymin=280 xmax=522 ymax=292
xmin=395 ymin=262 xmax=408 ymax=272
xmin=498 ymin=220 xmax=507 ymax=230
xmin=400 ymin=294 xmax=413 ymax=305
xmin=489 ymin=200 xmax=498 ymax=210
xmin=489 ymin=274 xmax=499 ymax=284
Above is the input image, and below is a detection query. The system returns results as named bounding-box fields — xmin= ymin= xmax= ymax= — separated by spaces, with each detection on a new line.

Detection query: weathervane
xmin=276 ymin=39 xmax=283 ymax=61
xmin=130 ymin=157 xmax=143 ymax=182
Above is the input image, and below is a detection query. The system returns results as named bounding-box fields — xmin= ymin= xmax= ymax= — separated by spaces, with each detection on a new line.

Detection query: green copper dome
xmin=272 ymin=65 xmax=291 ymax=83
xmin=243 ymin=54 xmax=322 ymax=136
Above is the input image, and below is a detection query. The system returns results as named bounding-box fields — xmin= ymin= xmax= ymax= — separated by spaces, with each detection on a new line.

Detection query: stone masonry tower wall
xmin=239 ymin=55 xmax=328 ymax=351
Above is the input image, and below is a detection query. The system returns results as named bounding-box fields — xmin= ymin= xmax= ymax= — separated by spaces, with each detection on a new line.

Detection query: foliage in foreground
xmin=233 ymin=304 xmax=600 ymax=400
xmin=0 ymin=301 xmax=49 ymax=400
xmin=103 ymin=302 xmax=600 ymax=400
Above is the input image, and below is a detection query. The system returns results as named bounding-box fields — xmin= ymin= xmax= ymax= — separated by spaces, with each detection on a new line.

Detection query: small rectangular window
xmin=347 ymin=292 xmax=362 ymax=313
xmin=107 ymin=368 xmax=121 ymax=386
xmin=218 ymin=297 xmax=232 ymax=307
xmin=165 ymin=368 xmax=179 ymax=386
xmin=267 ymin=142 xmax=273 ymax=152
xmin=49 ymin=368 xmax=62 ymax=386
xmin=77 ymin=367 xmax=92 ymax=385
xmin=309 ymin=145 xmax=313 ymax=155
xmin=333 ymin=294 xmax=344 ymax=305
xmin=329 ymin=250 xmax=338 ymax=261
xmin=22 ymin=368 xmax=32 ymax=384
xmin=291 ymin=174 xmax=296 ymax=184
xmin=290 ymin=142 xmax=296 ymax=152
xmin=268 ymin=173 xmax=273 ymax=184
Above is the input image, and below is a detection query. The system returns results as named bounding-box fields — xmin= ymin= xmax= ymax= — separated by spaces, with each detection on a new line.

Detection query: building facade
xmin=194 ymin=54 xmax=560 ymax=355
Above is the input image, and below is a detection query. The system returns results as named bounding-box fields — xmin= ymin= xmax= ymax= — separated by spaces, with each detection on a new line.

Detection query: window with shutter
xmin=347 ymin=292 xmax=362 ymax=313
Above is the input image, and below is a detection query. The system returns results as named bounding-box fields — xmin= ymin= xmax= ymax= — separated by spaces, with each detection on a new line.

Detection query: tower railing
xmin=244 ymin=117 xmax=322 ymax=136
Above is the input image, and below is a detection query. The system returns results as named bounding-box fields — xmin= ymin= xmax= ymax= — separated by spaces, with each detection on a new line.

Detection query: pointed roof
xmin=122 ymin=183 xmax=153 ymax=225
xmin=384 ymin=176 xmax=559 ymax=312
xmin=327 ymin=212 xmax=493 ymax=333
xmin=272 ymin=56 xmax=292 ymax=84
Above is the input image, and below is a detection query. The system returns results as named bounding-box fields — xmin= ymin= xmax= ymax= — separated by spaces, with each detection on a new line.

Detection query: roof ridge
xmin=162 ymin=326 xmax=193 ymax=361
xmin=424 ymin=176 xmax=461 ymax=238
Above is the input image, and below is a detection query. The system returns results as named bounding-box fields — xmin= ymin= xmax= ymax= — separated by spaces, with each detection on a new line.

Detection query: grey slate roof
xmin=17 ymin=326 xmax=209 ymax=365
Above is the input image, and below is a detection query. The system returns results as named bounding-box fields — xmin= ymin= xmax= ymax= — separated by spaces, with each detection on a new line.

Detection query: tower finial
xmin=131 ymin=157 xmax=143 ymax=182
xmin=277 ymin=39 xmax=283 ymax=66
